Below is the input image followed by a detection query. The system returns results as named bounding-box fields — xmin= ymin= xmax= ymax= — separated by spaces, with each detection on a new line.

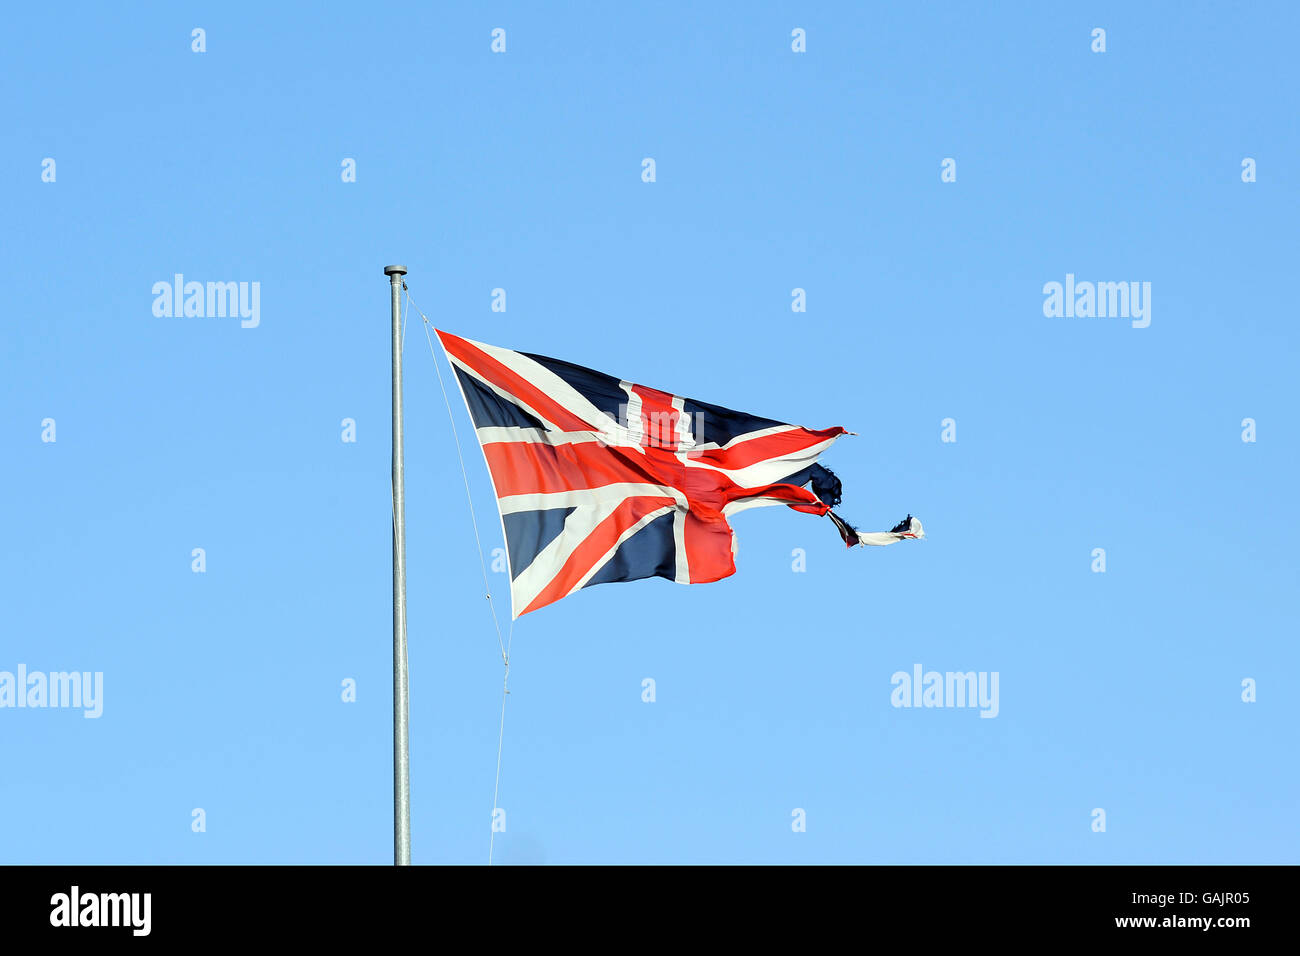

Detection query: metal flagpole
xmin=385 ymin=263 xmax=411 ymax=865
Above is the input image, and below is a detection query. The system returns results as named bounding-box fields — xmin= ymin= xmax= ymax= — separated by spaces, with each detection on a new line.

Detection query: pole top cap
xmin=383 ymin=264 xmax=408 ymax=276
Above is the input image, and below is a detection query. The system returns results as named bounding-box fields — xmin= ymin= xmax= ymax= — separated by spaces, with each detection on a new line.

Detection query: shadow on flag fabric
xmin=437 ymin=330 xmax=922 ymax=618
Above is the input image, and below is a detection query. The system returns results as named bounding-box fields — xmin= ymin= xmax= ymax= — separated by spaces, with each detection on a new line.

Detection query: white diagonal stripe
xmin=462 ymin=335 xmax=628 ymax=438
xmin=684 ymin=434 xmax=841 ymax=488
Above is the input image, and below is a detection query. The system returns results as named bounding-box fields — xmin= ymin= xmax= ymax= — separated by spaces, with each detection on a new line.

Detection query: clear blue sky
xmin=3 ymin=2 xmax=1296 ymax=864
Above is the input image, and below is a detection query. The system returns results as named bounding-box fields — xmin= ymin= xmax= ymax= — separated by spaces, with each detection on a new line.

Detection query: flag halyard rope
xmin=406 ymin=289 xmax=515 ymax=866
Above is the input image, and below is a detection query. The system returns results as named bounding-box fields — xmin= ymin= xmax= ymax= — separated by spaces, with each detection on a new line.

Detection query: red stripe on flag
xmin=687 ymin=426 xmax=846 ymax=471
xmin=725 ymin=481 xmax=829 ymax=515
xmin=682 ymin=511 xmax=737 ymax=584
xmin=483 ymin=440 xmax=661 ymax=498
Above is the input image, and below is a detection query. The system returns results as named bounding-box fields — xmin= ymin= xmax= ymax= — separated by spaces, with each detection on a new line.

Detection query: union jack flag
xmin=437 ymin=330 xmax=921 ymax=618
